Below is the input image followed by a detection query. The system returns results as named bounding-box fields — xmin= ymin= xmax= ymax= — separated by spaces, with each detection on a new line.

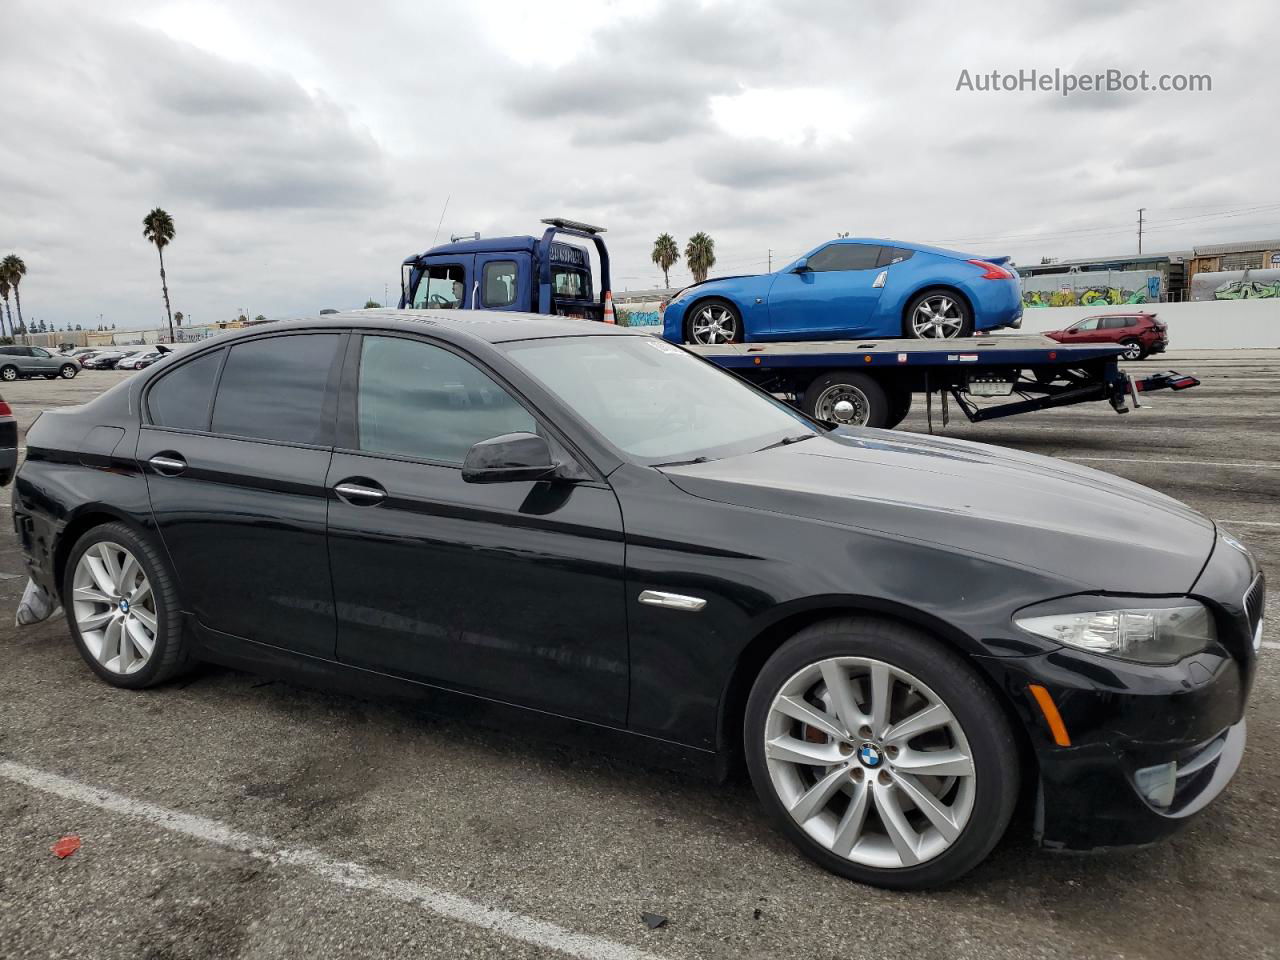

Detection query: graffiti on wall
xmin=1190 ymin=269 xmax=1280 ymax=302
xmin=616 ymin=303 xmax=663 ymax=327
xmin=1021 ymin=269 xmax=1161 ymax=307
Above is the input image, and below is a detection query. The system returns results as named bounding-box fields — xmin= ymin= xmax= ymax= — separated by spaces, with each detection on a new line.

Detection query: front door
xmin=409 ymin=255 xmax=475 ymax=310
xmin=137 ymin=332 xmax=346 ymax=656
xmin=767 ymin=243 xmax=886 ymax=338
xmin=326 ymin=332 xmax=629 ymax=724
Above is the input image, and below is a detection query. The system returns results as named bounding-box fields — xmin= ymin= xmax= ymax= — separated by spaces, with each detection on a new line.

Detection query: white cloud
xmin=709 ymin=87 xmax=863 ymax=147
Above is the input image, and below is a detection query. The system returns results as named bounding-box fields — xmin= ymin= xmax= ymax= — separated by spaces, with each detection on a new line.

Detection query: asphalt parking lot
xmin=0 ymin=352 xmax=1277 ymax=960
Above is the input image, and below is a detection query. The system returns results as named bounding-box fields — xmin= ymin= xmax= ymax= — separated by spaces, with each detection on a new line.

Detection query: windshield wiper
xmin=651 ymin=455 xmax=712 ymax=468
xmin=756 ymin=433 xmax=816 ymax=452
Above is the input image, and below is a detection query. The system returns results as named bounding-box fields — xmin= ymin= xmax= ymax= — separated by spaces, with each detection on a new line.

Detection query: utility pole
xmin=1137 ymin=207 xmax=1145 ymax=255
xmin=767 ymin=249 xmax=773 ymax=271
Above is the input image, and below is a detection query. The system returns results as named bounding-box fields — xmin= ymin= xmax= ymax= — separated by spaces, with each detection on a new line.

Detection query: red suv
xmin=1044 ymin=311 xmax=1167 ymax=360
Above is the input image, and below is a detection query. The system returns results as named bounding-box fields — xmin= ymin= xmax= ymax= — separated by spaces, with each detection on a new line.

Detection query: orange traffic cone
xmin=602 ymin=290 xmax=616 ymax=324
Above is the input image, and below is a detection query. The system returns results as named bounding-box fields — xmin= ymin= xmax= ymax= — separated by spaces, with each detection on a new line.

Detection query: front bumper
xmin=977 ymin=546 xmax=1261 ymax=851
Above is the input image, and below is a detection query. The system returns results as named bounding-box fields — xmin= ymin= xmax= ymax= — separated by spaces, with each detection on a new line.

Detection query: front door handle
xmin=148 ymin=454 xmax=187 ymax=476
xmin=334 ymin=479 xmax=387 ymax=504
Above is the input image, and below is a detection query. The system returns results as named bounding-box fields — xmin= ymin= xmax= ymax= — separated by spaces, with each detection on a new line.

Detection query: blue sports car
xmin=661 ymin=238 xmax=1023 ymax=344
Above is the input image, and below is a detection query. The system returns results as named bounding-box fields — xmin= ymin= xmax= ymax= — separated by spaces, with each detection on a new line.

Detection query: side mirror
xmin=462 ymin=432 xmax=558 ymax=483
xmin=792 ymin=257 xmax=810 ymax=273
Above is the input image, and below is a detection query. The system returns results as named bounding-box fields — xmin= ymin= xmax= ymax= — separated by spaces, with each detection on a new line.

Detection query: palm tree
xmin=142 ymin=208 xmax=176 ymax=342
xmin=174 ymin=310 xmax=184 ymax=327
xmin=0 ymin=275 xmax=11 ymax=340
xmin=2 ymin=255 xmax=27 ymax=342
xmin=651 ymin=233 xmax=680 ymax=289
xmin=684 ymin=232 xmax=717 ymax=284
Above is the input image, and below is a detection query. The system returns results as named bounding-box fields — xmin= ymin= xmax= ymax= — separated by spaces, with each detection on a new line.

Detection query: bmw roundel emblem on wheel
xmin=857 ymin=743 xmax=882 ymax=768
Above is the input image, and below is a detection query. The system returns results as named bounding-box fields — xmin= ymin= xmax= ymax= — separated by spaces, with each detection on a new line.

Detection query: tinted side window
xmin=1102 ymin=316 xmax=1132 ymax=329
xmin=807 ymin=243 xmax=882 ymax=272
xmin=483 ymin=260 xmax=517 ymax=307
xmin=357 ymin=336 xmax=535 ymax=464
xmin=147 ymin=350 xmax=224 ymax=431
xmin=211 ymin=335 xmax=340 ymax=444
xmin=877 ymin=247 xmax=915 ymax=267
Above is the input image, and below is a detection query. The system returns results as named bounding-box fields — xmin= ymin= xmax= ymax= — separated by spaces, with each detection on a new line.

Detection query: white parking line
xmin=1063 ymin=457 xmax=1280 ymax=468
xmin=0 ymin=760 xmax=663 ymax=960
xmin=1215 ymin=520 xmax=1280 ymax=527
xmin=1262 ymin=641 xmax=1280 ymax=651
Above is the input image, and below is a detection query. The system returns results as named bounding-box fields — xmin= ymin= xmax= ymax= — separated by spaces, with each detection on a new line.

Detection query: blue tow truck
xmin=399 ymin=218 xmax=613 ymax=320
xmin=397 ymin=218 xmax=1199 ymax=429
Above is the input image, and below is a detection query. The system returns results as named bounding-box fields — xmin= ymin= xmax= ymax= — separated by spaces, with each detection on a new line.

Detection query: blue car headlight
xmin=1015 ymin=597 xmax=1217 ymax=664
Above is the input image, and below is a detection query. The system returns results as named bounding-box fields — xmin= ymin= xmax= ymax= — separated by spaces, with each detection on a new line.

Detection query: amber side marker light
xmin=1028 ymin=684 xmax=1072 ymax=746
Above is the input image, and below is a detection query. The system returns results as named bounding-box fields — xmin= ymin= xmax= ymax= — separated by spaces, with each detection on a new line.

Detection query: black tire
xmin=1118 ymin=339 xmax=1144 ymax=361
xmin=59 ymin=363 xmax=78 ymax=379
xmin=0 ymin=365 xmax=17 ymax=382
xmin=62 ymin=521 xmax=193 ymax=689
xmin=683 ymin=297 xmax=742 ymax=345
xmin=744 ymin=616 xmax=1019 ymax=890
xmin=904 ymin=290 xmax=974 ymax=339
xmin=884 ymin=389 xmax=913 ymax=430
xmin=802 ymin=371 xmax=890 ymax=428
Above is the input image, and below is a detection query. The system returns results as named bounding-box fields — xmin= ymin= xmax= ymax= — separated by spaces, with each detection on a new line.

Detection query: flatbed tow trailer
xmin=688 ymin=334 xmax=1200 ymax=430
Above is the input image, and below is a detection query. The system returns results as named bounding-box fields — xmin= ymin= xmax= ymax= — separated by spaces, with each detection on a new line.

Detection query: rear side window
xmin=877 ymin=247 xmax=915 ymax=267
xmin=483 ymin=260 xmax=517 ymax=307
xmin=357 ymin=336 xmax=534 ymax=463
xmin=147 ymin=350 xmax=223 ymax=431
xmin=211 ymin=335 xmax=341 ymax=444
xmin=807 ymin=244 xmax=882 ymax=272
xmin=1101 ymin=317 xmax=1131 ymax=330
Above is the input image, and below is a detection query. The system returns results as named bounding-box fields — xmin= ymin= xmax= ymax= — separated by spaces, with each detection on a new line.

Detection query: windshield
xmin=502 ymin=335 xmax=815 ymax=464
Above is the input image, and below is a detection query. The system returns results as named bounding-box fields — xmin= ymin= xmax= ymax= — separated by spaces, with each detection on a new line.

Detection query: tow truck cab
xmin=399 ymin=218 xmax=613 ymax=320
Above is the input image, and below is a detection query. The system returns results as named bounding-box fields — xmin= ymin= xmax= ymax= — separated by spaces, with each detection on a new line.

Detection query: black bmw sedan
xmin=12 ymin=311 xmax=1264 ymax=889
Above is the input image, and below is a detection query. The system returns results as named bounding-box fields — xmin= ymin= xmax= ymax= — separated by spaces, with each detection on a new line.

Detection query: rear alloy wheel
xmin=803 ymin=371 xmax=889 ymax=428
xmin=907 ymin=291 xmax=973 ymax=339
xmin=745 ymin=618 xmax=1018 ymax=889
xmin=1119 ymin=339 xmax=1144 ymax=361
xmin=686 ymin=299 xmax=741 ymax=345
xmin=0 ymin=365 xmax=17 ymax=382
xmin=64 ymin=522 xmax=191 ymax=688
xmin=60 ymin=364 xmax=78 ymax=379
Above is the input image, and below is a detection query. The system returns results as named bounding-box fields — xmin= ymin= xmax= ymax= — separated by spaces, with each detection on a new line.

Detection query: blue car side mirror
xmin=792 ymin=258 xmax=810 ymax=272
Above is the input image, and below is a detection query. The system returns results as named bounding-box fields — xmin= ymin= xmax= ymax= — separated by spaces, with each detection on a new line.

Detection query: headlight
xmin=667 ymin=287 xmax=693 ymax=306
xmin=1015 ymin=600 xmax=1217 ymax=664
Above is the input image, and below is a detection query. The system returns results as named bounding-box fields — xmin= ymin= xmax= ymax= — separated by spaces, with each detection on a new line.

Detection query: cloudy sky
xmin=2 ymin=0 xmax=1273 ymax=329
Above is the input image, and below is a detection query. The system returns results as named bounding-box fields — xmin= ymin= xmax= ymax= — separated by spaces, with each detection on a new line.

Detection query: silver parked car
xmin=0 ymin=346 xmax=80 ymax=380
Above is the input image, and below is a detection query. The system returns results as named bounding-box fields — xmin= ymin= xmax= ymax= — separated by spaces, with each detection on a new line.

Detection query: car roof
xmin=219 ymin=309 xmax=635 ymax=346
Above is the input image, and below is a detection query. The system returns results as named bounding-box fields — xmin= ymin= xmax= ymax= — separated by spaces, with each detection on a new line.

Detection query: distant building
xmin=1185 ymin=239 xmax=1280 ymax=284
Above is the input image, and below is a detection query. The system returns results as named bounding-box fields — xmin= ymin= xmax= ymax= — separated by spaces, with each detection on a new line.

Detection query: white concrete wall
xmin=1017 ymin=299 xmax=1280 ymax=349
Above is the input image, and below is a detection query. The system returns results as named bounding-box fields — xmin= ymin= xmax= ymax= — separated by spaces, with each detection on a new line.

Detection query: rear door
xmin=475 ymin=253 xmax=529 ymax=312
xmin=137 ymin=331 xmax=346 ymax=656
xmin=325 ymin=332 xmax=629 ymax=723
xmin=766 ymin=243 xmax=886 ymax=338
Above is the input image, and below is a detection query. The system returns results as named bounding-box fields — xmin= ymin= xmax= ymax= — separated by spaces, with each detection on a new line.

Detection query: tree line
xmin=651 ymin=232 xmax=717 ymax=288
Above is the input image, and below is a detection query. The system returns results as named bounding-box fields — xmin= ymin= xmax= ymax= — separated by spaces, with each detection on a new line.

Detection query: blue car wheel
xmin=685 ymin=298 xmax=742 ymax=345
xmin=906 ymin=290 xmax=974 ymax=339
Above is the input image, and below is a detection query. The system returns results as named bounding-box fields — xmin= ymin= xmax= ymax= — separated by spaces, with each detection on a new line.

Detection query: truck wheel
xmin=884 ymin=389 xmax=913 ymax=430
xmin=1119 ymin=339 xmax=1144 ymax=361
xmin=906 ymin=291 xmax=973 ymax=339
xmin=685 ymin=298 xmax=741 ymax=345
xmin=803 ymin=371 xmax=889 ymax=428
xmin=744 ymin=616 xmax=1019 ymax=889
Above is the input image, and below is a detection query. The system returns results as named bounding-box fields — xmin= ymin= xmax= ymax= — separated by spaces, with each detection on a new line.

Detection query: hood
xmin=659 ymin=430 xmax=1215 ymax=594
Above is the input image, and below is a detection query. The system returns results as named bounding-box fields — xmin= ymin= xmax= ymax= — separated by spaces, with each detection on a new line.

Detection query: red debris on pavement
xmin=51 ymin=835 xmax=81 ymax=859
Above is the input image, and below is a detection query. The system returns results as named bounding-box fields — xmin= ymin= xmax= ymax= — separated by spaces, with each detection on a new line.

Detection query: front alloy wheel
xmin=745 ymin=618 xmax=1018 ymax=889
xmin=688 ymin=301 xmax=740 ymax=345
xmin=764 ymin=657 xmax=976 ymax=869
xmin=72 ymin=542 xmax=159 ymax=675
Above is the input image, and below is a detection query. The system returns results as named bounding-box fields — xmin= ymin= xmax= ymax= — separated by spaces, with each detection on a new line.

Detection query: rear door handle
xmin=148 ymin=454 xmax=187 ymax=475
xmin=333 ymin=480 xmax=387 ymax=504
